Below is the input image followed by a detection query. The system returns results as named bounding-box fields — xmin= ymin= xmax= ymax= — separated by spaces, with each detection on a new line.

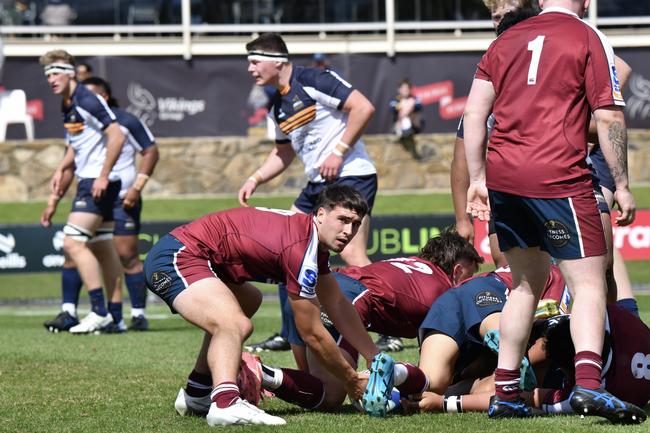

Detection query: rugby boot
xmin=244 ymin=333 xmax=290 ymax=352
xmin=206 ymin=399 xmax=286 ymax=426
xmin=363 ymin=352 xmax=395 ymax=417
xmin=570 ymin=385 xmax=646 ymax=424
xmin=175 ymin=387 xmax=211 ymax=417
xmin=488 ymin=395 xmax=544 ymax=418
xmin=375 ymin=334 xmax=405 ymax=352
xmin=43 ymin=311 xmax=79 ymax=333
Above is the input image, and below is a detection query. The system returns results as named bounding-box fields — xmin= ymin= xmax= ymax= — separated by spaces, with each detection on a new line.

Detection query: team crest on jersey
xmin=544 ymin=220 xmax=571 ymax=247
xmin=150 ymin=271 xmax=172 ymax=295
xmin=475 ymin=291 xmax=502 ymax=307
xmin=292 ymin=95 xmax=304 ymax=110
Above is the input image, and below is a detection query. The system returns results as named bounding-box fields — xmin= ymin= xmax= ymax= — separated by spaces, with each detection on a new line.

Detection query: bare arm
xmin=593 ymin=106 xmax=636 ymax=225
xmin=93 ymin=122 xmax=125 ymax=200
xmin=463 ymin=79 xmax=495 ymax=222
xmin=588 ymin=55 xmax=632 ymax=143
xmin=123 ymin=144 xmax=160 ymax=208
xmin=289 ymin=292 xmax=366 ymax=399
xmin=238 ymin=143 xmax=296 ymax=206
xmin=451 ymin=135 xmax=473 ymax=241
xmin=316 ymin=272 xmax=378 ymax=364
xmin=319 ymin=90 xmax=375 ymax=181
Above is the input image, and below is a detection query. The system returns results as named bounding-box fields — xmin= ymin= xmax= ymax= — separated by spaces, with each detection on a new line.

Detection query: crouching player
xmin=144 ymin=185 xmax=380 ymax=427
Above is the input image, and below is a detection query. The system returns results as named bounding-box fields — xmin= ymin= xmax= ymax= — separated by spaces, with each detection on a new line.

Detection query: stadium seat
xmin=0 ymin=89 xmax=35 ymax=142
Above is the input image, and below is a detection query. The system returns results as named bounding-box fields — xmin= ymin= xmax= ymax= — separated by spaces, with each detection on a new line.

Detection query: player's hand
xmin=345 ymin=371 xmax=369 ymax=401
xmin=238 ymin=179 xmax=258 ymax=207
xmin=92 ymin=175 xmax=109 ymax=201
xmin=400 ymin=392 xmax=442 ymax=414
xmin=40 ymin=204 xmax=56 ymax=228
xmin=466 ymin=181 xmax=490 ymax=222
xmin=123 ymin=188 xmax=141 ymax=209
xmin=456 ymin=215 xmax=475 ymax=243
xmin=613 ymin=188 xmax=636 ymax=226
xmin=50 ymin=170 xmax=63 ymax=196
xmin=319 ymin=153 xmax=343 ymax=182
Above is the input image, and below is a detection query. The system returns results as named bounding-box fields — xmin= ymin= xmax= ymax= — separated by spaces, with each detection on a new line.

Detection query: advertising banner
xmin=0 ymin=214 xmax=455 ymax=274
xmin=473 ymin=209 xmax=650 ymax=263
xmin=4 ymin=47 xmax=647 ymax=140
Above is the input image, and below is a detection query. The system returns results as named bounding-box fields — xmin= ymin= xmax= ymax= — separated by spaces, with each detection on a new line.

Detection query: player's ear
xmin=315 ymin=206 xmax=326 ymax=224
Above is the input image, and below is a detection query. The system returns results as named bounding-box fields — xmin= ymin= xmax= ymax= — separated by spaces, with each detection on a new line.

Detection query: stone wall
xmin=1 ymin=130 xmax=649 ymax=202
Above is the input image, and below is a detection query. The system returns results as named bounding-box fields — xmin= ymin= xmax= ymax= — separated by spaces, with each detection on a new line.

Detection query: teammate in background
xmin=75 ymin=62 xmax=92 ymax=81
xmin=146 ymin=185 xmax=379 ymax=426
xmin=239 ymin=33 xmax=377 ymax=358
xmin=42 ymin=76 xmax=159 ymax=332
xmin=464 ymin=0 xmax=642 ymax=424
xmin=253 ymin=230 xmax=483 ymax=412
xmin=39 ymin=49 xmax=125 ymax=334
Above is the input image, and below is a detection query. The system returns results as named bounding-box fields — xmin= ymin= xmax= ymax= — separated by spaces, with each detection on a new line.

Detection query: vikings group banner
xmin=3 ymin=47 xmax=649 ymax=140
xmin=0 ymin=214 xmax=455 ymax=273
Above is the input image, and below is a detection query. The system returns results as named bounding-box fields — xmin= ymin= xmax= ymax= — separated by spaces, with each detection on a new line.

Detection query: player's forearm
xmin=250 ymin=144 xmax=294 ymax=184
xmin=100 ymin=122 xmax=125 ymax=178
xmin=463 ymin=113 xmax=488 ymax=183
xmin=56 ymin=146 xmax=75 ymax=173
xmin=301 ymin=325 xmax=358 ymax=383
xmin=325 ymin=295 xmax=377 ymax=361
xmin=451 ymin=136 xmax=471 ymax=224
xmin=594 ymin=107 xmax=629 ymax=190
xmin=137 ymin=144 xmax=159 ymax=177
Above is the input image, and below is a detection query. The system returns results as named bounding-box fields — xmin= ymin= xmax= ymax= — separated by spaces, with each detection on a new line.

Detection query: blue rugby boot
xmin=363 ymin=352 xmax=395 ymax=417
xmin=488 ymin=395 xmax=544 ymax=418
xmin=569 ymin=385 xmax=646 ymax=425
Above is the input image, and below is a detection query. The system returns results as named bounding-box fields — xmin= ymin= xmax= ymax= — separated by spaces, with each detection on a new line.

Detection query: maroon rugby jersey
xmin=602 ymin=305 xmax=650 ymax=407
xmin=171 ymin=207 xmax=330 ymax=298
xmin=475 ymin=7 xmax=624 ymax=198
xmin=493 ymin=264 xmax=567 ymax=304
xmin=339 ymin=257 xmax=453 ymax=338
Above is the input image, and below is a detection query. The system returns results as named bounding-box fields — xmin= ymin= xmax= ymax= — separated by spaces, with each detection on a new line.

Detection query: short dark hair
xmin=246 ymin=33 xmax=289 ymax=56
xmin=77 ymin=62 xmax=93 ymax=73
xmin=314 ymin=185 xmax=368 ymax=219
xmin=418 ymin=228 xmax=484 ymax=277
xmin=81 ymin=76 xmax=118 ymax=107
xmin=496 ymin=7 xmax=539 ymax=36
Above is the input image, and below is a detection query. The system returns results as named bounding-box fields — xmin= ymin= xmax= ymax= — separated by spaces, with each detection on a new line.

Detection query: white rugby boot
xmin=174 ymin=387 xmax=211 ymax=417
xmin=206 ymin=399 xmax=286 ymax=426
xmin=69 ymin=312 xmax=113 ymax=334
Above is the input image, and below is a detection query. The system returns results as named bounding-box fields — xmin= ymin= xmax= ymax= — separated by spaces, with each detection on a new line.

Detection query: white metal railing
xmin=2 ymin=0 xmax=650 ymax=58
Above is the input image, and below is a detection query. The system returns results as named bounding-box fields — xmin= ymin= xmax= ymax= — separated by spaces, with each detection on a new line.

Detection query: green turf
xmin=1 ymin=297 xmax=648 ymax=433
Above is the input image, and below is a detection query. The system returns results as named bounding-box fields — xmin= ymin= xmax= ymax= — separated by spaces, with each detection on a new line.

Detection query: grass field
xmin=1 ymin=191 xmax=649 ymax=432
xmin=1 ymin=296 xmax=649 ymax=433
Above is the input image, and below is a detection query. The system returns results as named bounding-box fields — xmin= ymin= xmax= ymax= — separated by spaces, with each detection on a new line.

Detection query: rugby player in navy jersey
xmin=40 ymin=49 xmax=125 ymax=334
xmin=238 ymin=32 xmax=378 ymax=360
xmin=42 ymin=76 xmax=159 ymax=333
xmin=144 ymin=185 xmax=380 ymax=426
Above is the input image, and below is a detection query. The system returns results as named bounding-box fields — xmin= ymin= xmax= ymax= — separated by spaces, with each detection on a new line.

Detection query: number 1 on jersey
xmin=527 ymin=35 xmax=545 ymax=85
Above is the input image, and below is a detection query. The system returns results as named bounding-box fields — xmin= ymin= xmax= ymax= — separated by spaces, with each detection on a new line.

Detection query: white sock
xmin=260 ymin=364 xmax=283 ymax=390
xmin=62 ymin=303 xmax=77 ymax=317
xmin=131 ymin=308 xmax=145 ymax=317
xmin=393 ymin=363 xmax=408 ymax=386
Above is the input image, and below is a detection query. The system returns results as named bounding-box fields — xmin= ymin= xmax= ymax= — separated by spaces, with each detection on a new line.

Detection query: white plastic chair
xmin=0 ymin=89 xmax=35 ymax=142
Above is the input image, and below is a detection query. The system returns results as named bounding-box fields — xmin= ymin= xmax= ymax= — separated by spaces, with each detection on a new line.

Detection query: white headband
xmin=44 ymin=62 xmax=75 ymax=76
xmin=247 ymin=51 xmax=289 ymax=63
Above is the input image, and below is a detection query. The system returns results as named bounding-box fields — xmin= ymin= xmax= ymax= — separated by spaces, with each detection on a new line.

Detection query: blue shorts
xmin=293 ymin=174 xmax=378 ymax=215
xmin=591 ymin=174 xmax=610 ymax=215
xmin=590 ymin=147 xmax=615 ymax=193
xmin=70 ymin=178 xmax=122 ymax=222
xmin=143 ymin=234 xmax=204 ymax=313
xmin=488 ymin=190 xmax=606 ymax=259
xmin=113 ymin=198 xmax=142 ymax=236
xmin=418 ymin=275 xmax=507 ymax=348
xmin=283 ymin=272 xmax=368 ymax=346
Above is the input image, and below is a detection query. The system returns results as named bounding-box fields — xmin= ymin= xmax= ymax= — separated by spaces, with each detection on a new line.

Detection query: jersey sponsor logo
xmin=611 ymin=65 xmax=624 ymax=102
xmin=301 ymin=268 xmax=318 ymax=289
xmin=150 ymin=271 xmax=173 ymax=295
xmin=631 ymin=352 xmax=650 ymax=380
xmin=544 ymin=220 xmax=571 ymax=247
xmin=475 ymin=290 xmax=502 ymax=307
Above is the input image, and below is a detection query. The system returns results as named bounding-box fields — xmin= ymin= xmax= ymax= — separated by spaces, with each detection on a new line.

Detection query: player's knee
xmin=119 ymin=253 xmax=140 ymax=272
